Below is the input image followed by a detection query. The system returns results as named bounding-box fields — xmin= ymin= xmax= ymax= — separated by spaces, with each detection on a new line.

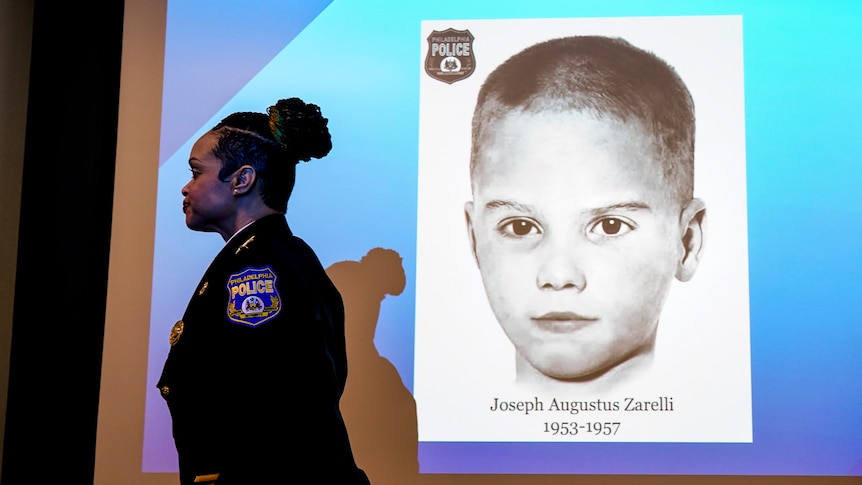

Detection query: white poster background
xmin=415 ymin=15 xmax=751 ymax=442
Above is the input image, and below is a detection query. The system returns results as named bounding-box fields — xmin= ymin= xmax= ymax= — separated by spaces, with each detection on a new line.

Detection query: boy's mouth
xmin=532 ymin=312 xmax=598 ymax=333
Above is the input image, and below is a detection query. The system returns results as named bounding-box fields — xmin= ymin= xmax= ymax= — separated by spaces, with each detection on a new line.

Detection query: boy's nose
xmin=535 ymin=237 xmax=587 ymax=291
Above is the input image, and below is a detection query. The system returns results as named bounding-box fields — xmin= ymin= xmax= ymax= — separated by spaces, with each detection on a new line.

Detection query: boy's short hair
xmin=471 ymin=35 xmax=695 ymax=204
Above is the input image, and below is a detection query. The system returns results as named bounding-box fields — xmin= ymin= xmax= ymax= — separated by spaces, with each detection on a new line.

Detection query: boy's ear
xmin=464 ymin=201 xmax=479 ymax=265
xmin=675 ymin=198 xmax=707 ymax=282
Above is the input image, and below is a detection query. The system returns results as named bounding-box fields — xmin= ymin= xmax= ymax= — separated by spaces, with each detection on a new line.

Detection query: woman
xmin=157 ymin=98 xmax=370 ymax=484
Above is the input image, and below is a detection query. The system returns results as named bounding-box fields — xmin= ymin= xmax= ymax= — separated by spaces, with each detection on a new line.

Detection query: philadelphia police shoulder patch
xmin=225 ymin=266 xmax=282 ymax=327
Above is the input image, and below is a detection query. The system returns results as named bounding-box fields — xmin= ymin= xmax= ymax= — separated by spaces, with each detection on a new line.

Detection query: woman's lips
xmin=532 ymin=312 xmax=598 ymax=333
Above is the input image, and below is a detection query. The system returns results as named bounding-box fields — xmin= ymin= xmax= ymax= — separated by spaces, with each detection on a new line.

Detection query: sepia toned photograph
xmin=414 ymin=15 xmax=752 ymax=443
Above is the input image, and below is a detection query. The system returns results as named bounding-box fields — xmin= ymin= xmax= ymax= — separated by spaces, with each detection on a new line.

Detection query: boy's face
xmin=465 ymin=109 xmax=704 ymax=383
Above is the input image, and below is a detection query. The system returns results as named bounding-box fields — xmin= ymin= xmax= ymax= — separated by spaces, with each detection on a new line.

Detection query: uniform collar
xmin=223 ymin=214 xmax=292 ymax=254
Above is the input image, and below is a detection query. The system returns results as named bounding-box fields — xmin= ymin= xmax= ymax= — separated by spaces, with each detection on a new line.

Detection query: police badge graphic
xmin=425 ymin=28 xmax=475 ymax=84
xmin=226 ymin=266 xmax=282 ymax=327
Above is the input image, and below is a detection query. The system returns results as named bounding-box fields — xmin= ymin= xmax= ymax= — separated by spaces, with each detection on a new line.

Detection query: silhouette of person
xmin=327 ymin=248 xmax=421 ymax=485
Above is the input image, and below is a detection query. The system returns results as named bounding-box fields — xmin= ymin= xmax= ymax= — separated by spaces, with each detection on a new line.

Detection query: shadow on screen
xmin=327 ymin=248 xmax=421 ymax=485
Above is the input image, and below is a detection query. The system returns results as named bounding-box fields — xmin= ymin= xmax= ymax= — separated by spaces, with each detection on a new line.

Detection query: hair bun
xmin=267 ymin=97 xmax=332 ymax=163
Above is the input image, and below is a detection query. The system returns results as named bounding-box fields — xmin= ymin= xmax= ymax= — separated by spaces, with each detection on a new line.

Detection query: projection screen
xmin=96 ymin=0 xmax=862 ymax=483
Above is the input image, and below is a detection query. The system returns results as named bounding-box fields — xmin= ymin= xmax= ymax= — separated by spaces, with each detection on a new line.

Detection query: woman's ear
xmin=675 ymin=198 xmax=707 ymax=282
xmin=232 ymin=165 xmax=257 ymax=195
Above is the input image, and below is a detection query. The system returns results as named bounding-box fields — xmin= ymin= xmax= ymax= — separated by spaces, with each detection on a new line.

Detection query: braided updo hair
xmin=210 ymin=97 xmax=332 ymax=212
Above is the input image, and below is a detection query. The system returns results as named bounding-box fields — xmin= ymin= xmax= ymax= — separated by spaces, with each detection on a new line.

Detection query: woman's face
xmin=181 ymin=132 xmax=235 ymax=235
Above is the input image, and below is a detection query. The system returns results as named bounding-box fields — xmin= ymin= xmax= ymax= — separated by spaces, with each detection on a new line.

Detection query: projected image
xmin=123 ymin=2 xmax=861 ymax=480
xmin=415 ymin=16 xmax=751 ymax=443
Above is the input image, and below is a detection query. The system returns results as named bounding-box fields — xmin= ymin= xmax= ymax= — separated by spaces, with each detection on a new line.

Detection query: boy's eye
xmin=498 ymin=218 xmax=542 ymax=237
xmin=589 ymin=217 xmax=634 ymax=237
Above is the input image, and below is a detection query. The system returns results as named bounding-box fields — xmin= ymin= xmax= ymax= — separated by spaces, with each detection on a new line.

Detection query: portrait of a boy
xmin=464 ymin=35 xmax=706 ymax=392
xmin=415 ymin=16 xmax=751 ymax=443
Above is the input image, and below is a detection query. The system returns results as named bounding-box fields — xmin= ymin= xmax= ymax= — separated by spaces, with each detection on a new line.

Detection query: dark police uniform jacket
xmin=157 ymin=214 xmax=370 ymax=484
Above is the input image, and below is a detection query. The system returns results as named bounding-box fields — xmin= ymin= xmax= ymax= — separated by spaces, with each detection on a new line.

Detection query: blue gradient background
xmin=143 ymin=0 xmax=862 ymax=476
